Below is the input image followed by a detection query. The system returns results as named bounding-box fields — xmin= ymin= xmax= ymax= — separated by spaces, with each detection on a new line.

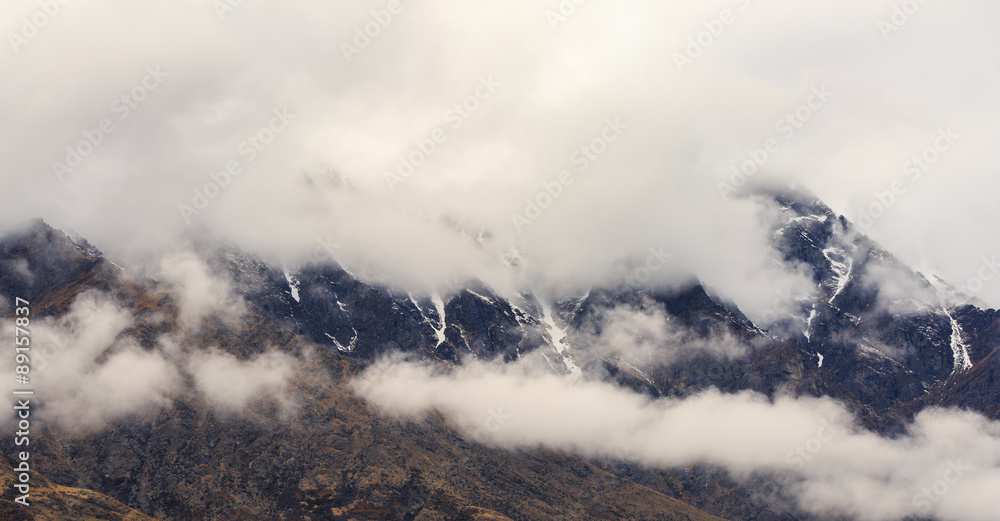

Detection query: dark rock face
xmin=0 ymin=219 xmax=120 ymax=317
xmin=916 ymin=306 xmax=1000 ymax=418
xmin=0 ymin=222 xmax=727 ymax=521
xmin=3 ymin=184 xmax=1000 ymax=521
xmin=28 ymin=375 xmax=727 ymax=521
xmin=291 ymin=265 xmax=434 ymax=359
xmin=214 ymin=248 xmax=437 ymax=359
xmin=755 ymin=189 xmax=992 ymax=431
xmin=215 ymin=248 xmax=550 ymax=364
xmin=441 ymin=286 xmax=540 ymax=362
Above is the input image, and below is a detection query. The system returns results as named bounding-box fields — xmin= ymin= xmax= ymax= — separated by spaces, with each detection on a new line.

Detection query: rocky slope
xmin=0 ymin=456 xmax=155 ymax=521
xmin=0 ymin=220 xmax=726 ymax=521
xmin=1 ymin=185 xmax=998 ymax=520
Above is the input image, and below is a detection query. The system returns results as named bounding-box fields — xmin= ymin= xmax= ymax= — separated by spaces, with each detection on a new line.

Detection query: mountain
xmin=756 ymin=188 xmax=999 ymax=432
xmin=0 ymin=457 xmax=156 ymax=521
xmin=216 ymin=187 xmax=999 ymax=434
xmin=0 ymin=220 xmax=725 ymax=521
xmin=1 ymin=186 xmax=998 ymax=520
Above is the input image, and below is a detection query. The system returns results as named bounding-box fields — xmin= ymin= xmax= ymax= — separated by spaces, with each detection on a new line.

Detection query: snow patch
xmin=817 ymin=353 xmax=824 ymax=368
xmin=325 ymin=328 xmax=358 ymax=353
xmin=540 ymin=300 xmax=582 ymax=379
xmin=943 ymin=308 xmax=973 ymax=373
xmin=466 ymin=289 xmax=494 ymax=304
xmin=431 ymin=292 xmax=448 ymax=347
xmin=823 ymin=248 xmax=853 ymax=303
xmin=282 ymin=267 xmax=301 ymax=302
xmin=804 ymin=305 xmax=818 ymax=342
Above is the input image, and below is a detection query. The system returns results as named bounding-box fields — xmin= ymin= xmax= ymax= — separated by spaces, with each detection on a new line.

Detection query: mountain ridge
xmin=2 ymin=186 xmax=999 ymax=520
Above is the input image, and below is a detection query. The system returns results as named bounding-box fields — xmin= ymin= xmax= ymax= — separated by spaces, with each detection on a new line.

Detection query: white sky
xmin=1 ymin=0 xmax=998 ymax=312
xmin=3 ymin=4 xmax=1000 ymax=519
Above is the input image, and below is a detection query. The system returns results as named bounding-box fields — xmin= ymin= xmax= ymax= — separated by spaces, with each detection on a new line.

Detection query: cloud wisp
xmin=2 ymin=1 xmax=998 ymax=313
xmin=354 ymin=357 xmax=1000 ymax=521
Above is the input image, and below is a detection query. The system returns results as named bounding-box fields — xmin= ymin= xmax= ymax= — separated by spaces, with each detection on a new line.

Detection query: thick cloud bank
xmin=355 ymin=358 xmax=1000 ymax=521
xmin=1 ymin=0 xmax=998 ymax=314
xmin=0 ymin=259 xmax=301 ymax=430
xmin=3 ymin=3 xmax=999 ymax=517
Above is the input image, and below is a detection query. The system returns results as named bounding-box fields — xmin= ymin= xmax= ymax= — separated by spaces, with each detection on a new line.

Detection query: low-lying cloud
xmin=572 ymin=303 xmax=748 ymax=370
xmin=3 ymin=0 xmax=998 ymax=316
xmin=0 ymin=292 xmax=180 ymax=429
xmin=0 ymin=285 xmax=300 ymax=430
xmin=157 ymin=251 xmax=246 ymax=330
xmin=188 ymin=349 xmax=296 ymax=413
xmin=354 ymin=357 xmax=1000 ymax=521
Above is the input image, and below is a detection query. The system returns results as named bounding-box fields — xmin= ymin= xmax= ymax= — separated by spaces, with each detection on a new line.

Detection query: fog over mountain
xmin=356 ymin=357 xmax=1000 ymax=521
xmin=2 ymin=0 xmax=999 ymax=309
xmin=1 ymin=1 xmax=999 ymax=520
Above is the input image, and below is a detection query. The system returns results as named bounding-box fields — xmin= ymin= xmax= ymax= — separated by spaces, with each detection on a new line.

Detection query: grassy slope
xmin=0 ymin=457 xmax=157 ymax=521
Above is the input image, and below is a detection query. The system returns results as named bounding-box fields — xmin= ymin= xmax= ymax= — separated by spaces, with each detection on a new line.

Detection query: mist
xmin=355 ymin=356 xmax=1000 ymax=521
xmin=2 ymin=0 xmax=998 ymax=316
xmin=3 ymin=2 xmax=999 ymax=518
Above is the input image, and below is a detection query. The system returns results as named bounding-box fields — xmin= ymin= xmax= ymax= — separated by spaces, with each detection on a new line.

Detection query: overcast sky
xmin=2 ymin=0 xmax=999 ymax=312
xmin=4 ymin=3 xmax=1000 ymax=519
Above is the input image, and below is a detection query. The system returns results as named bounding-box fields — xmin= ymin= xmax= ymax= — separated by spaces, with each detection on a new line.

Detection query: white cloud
xmin=3 ymin=4 xmax=999 ymax=517
xmin=0 ymin=290 xmax=297 ymax=429
xmin=188 ymin=350 xmax=296 ymax=413
xmin=572 ymin=303 xmax=748 ymax=370
xmin=157 ymin=251 xmax=245 ymax=330
xmin=2 ymin=0 xmax=997 ymax=313
xmin=354 ymin=357 xmax=1000 ymax=521
xmin=0 ymin=292 xmax=180 ymax=429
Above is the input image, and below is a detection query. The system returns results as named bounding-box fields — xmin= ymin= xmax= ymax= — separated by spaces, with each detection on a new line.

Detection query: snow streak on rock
xmin=540 ymin=300 xmax=582 ymax=378
xmin=431 ymin=292 xmax=448 ymax=347
xmin=823 ymin=248 xmax=853 ymax=304
xmin=282 ymin=267 xmax=301 ymax=302
xmin=943 ymin=308 xmax=973 ymax=373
